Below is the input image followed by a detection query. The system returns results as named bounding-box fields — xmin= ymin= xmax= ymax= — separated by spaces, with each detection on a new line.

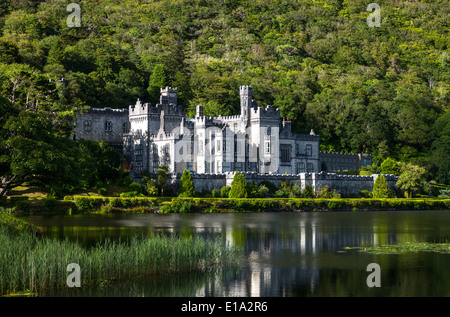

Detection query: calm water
xmin=23 ymin=210 xmax=450 ymax=297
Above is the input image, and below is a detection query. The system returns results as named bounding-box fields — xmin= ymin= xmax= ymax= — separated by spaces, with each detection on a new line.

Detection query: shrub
xmin=120 ymin=191 xmax=144 ymax=197
xmin=303 ymin=185 xmax=315 ymax=198
xmin=258 ymin=184 xmax=269 ymax=198
xmin=74 ymin=196 xmax=105 ymax=211
xmin=327 ymin=200 xmax=345 ymax=210
xmin=438 ymin=189 xmax=450 ymax=199
xmin=179 ymin=169 xmax=196 ymax=197
xmin=178 ymin=200 xmax=195 ymax=213
xmin=359 ymin=190 xmax=372 ymax=198
xmin=259 ymin=181 xmax=278 ymax=196
xmin=290 ymin=184 xmax=303 ymax=198
xmin=146 ymin=179 xmax=159 ymax=197
xmin=109 ymin=197 xmax=122 ymax=207
xmin=99 ymin=203 xmax=113 ymax=214
xmin=229 ymin=172 xmax=247 ymax=198
xmin=128 ymin=182 xmax=143 ymax=194
xmin=211 ymin=188 xmax=221 ymax=198
xmin=246 ymin=182 xmax=260 ymax=198
xmin=42 ymin=198 xmax=57 ymax=208
xmin=317 ymin=186 xmax=336 ymax=198
xmin=97 ymin=187 xmax=107 ymax=195
xmin=373 ymin=175 xmax=389 ymax=198
xmin=74 ymin=197 xmax=92 ymax=211
xmin=220 ymin=186 xmax=231 ymax=198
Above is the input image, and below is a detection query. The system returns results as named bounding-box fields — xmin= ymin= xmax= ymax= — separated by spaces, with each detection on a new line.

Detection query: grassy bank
xmin=0 ymin=212 xmax=242 ymax=296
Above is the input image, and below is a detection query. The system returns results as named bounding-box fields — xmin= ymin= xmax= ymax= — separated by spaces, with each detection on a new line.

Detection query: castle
xmin=74 ymin=85 xmax=383 ymax=194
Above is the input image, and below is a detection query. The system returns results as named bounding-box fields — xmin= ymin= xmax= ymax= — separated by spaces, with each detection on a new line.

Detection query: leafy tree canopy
xmin=0 ymin=0 xmax=448 ymax=187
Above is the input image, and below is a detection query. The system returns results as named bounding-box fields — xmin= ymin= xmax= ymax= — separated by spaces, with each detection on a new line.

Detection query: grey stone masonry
xmin=160 ymin=171 xmax=398 ymax=196
xmin=73 ymin=107 xmax=129 ymax=151
xmin=319 ymin=151 xmax=372 ymax=172
xmin=73 ymin=86 xmax=376 ymax=191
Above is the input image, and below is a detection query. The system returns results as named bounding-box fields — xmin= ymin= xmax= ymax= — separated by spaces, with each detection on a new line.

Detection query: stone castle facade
xmin=74 ymin=85 xmax=381 ymax=194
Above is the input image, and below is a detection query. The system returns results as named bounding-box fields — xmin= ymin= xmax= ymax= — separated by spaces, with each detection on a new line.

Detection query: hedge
xmin=5 ymin=195 xmax=450 ymax=214
xmin=72 ymin=196 xmax=158 ymax=211
xmin=163 ymin=198 xmax=450 ymax=213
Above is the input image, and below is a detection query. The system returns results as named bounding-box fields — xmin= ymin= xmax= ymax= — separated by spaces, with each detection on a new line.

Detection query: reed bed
xmin=0 ymin=226 xmax=241 ymax=296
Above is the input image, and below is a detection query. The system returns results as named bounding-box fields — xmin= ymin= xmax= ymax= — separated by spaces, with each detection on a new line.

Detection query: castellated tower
xmin=240 ymin=85 xmax=253 ymax=127
xmin=160 ymin=87 xmax=178 ymax=106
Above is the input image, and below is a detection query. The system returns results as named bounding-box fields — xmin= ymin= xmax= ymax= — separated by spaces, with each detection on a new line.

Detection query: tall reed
xmin=0 ymin=226 xmax=241 ymax=296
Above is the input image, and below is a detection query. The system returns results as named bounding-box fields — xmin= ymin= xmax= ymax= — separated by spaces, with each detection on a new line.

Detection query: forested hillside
xmin=0 ymin=0 xmax=449 ymax=184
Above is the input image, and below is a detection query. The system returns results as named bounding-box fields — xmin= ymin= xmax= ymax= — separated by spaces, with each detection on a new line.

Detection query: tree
xmin=0 ymin=108 xmax=82 ymax=197
xmin=146 ymin=179 xmax=159 ymax=197
xmin=396 ymin=164 xmax=426 ymax=198
xmin=380 ymin=157 xmax=400 ymax=175
xmin=220 ymin=185 xmax=231 ymax=198
xmin=148 ymin=64 xmax=167 ymax=103
xmin=157 ymin=165 xmax=169 ymax=196
xmin=0 ymin=96 xmax=19 ymax=196
xmin=0 ymin=39 xmax=19 ymax=64
xmin=76 ymin=139 xmax=121 ymax=187
xmin=427 ymin=112 xmax=450 ymax=184
xmin=372 ymin=175 xmax=389 ymax=198
xmin=228 ymin=172 xmax=247 ymax=198
xmin=179 ymin=169 xmax=195 ymax=197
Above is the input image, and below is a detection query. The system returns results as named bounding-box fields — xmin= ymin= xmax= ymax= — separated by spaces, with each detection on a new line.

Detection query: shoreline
xmin=2 ymin=196 xmax=449 ymax=215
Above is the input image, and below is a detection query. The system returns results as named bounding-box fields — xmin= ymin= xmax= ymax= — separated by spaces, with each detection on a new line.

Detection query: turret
xmin=160 ymin=87 xmax=178 ymax=106
xmin=240 ymin=85 xmax=253 ymax=126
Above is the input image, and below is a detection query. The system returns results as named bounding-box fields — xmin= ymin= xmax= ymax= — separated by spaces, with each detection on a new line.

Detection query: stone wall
xmin=74 ymin=107 xmax=129 ymax=150
xmin=147 ymin=171 xmax=398 ymax=196
xmin=300 ymin=172 xmax=397 ymax=194
xmin=319 ymin=151 xmax=372 ymax=172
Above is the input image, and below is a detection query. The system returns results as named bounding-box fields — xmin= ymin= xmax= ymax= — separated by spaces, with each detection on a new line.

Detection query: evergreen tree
xmin=47 ymin=39 xmax=65 ymax=65
xmin=148 ymin=64 xmax=167 ymax=103
xmin=179 ymin=169 xmax=195 ymax=197
xmin=229 ymin=172 xmax=247 ymax=198
xmin=372 ymin=175 xmax=389 ymax=198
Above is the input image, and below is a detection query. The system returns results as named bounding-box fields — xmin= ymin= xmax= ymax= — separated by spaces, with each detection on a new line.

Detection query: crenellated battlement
xmin=319 ymin=151 xmax=371 ymax=157
xmin=217 ymin=115 xmax=241 ymax=121
xmin=157 ymin=171 xmax=399 ymax=195
xmin=89 ymin=107 xmax=129 ymax=115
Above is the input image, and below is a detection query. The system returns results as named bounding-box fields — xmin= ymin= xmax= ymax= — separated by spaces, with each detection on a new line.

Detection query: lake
xmin=23 ymin=210 xmax=450 ymax=297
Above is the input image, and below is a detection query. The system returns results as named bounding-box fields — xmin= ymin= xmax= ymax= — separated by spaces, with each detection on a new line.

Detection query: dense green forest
xmin=0 ymin=0 xmax=449 ymax=194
